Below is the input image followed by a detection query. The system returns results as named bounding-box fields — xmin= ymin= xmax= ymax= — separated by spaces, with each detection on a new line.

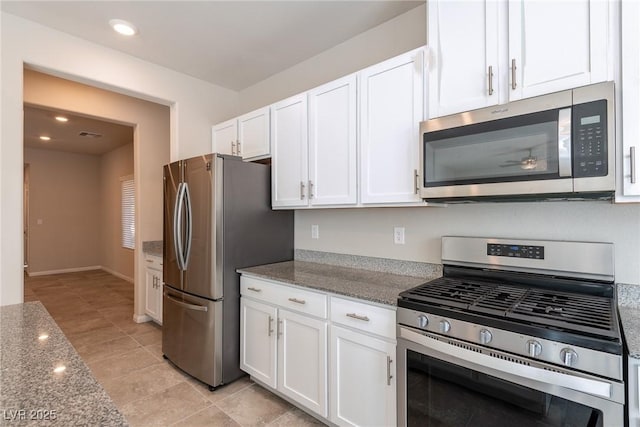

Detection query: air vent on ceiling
xmin=78 ymin=131 xmax=103 ymax=138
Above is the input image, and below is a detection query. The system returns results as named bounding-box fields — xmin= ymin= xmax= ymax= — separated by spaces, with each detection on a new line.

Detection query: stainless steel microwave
xmin=419 ymin=82 xmax=615 ymax=202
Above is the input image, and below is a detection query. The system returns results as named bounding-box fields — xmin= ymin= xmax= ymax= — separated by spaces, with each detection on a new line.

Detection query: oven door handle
xmin=399 ymin=327 xmax=612 ymax=399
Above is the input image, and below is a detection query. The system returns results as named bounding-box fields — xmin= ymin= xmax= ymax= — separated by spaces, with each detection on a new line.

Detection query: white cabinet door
xmin=330 ymin=325 xmax=396 ymax=427
xmin=212 ymin=119 xmax=237 ymax=156
xmin=238 ymin=107 xmax=270 ymax=160
xmin=240 ymin=298 xmax=277 ymax=388
xmin=278 ymin=309 xmax=328 ymax=417
xmin=308 ymin=75 xmax=357 ymax=206
xmin=360 ymin=49 xmax=424 ymax=204
xmin=144 ymin=268 xmax=161 ymax=322
xmin=508 ymin=0 xmax=610 ymax=101
xmin=427 ymin=0 xmax=500 ymax=118
xmin=271 ymin=94 xmax=309 ymax=208
xmin=620 ymin=0 xmax=640 ymax=199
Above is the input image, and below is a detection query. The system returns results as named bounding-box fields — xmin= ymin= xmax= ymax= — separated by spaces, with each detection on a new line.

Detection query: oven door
xmin=397 ymin=326 xmax=625 ymax=427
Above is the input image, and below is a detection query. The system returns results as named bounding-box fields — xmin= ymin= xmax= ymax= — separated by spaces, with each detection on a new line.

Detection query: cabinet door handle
xmin=414 ymin=169 xmax=419 ymax=194
xmin=146 ymin=259 xmax=153 ymax=263
xmin=511 ymin=58 xmax=517 ymax=90
xmin=231 ymin=140 xmax=236 ymax=155
xmin=277 ymin=319 xmax=283 ymax=338
xmin=308 ymin=180 xmax=314 ymax=199
xmin=346 ymin=313 xmax=370 ymax=322
xmin=631 ymin=146 xmax=637 ymax=184
xmin=288 ymin=297 xmax=306 ymax=305
xmin=268 ymin=315 xmax=274 ymax=336
xmin=488 ymin=66 xmax=494 ymax=96
xmin=300 ymin=181 xmax=306 ymax=200
xmin=387 ymin=356 xmax=394 ymax=386
xmin=247 ymin=287 xmax=262 ymax=293
xmin=237 ymin=140 xmax=241 ymax=156
xmin=152 ymin=276 xmax=157 ymax=288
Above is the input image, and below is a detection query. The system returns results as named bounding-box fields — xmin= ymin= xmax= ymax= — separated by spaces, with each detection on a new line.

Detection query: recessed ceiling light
xmin=38 ymin=333 xmax=49 ymax=341
xmin=53 ymin=365 xmax=66 ymax=374
xmin=109 ymin=19 xmax=138 ymax=36
xmin=39 ymin=136 xmax=51 ymax=141
xmin=55 ymin=116 xmax=68 ymax=122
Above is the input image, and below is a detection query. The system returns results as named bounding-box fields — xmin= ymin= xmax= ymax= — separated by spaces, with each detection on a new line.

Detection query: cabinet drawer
xmin=241 ymin=276 xmax=328 ymax=319
xmin=330 ymin=296 xmax=395 ymax=339
xmin=144 ymin=254 xmax=163 ymax=271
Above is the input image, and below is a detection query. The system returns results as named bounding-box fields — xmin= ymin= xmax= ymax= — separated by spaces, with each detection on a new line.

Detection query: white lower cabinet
xmin=240 ymin=276 xmax=397 ymax=426
xmin=330 ymin=325 xmax=396 ymax=427
xmin=240 ymin=277 xmax=328 ymax=418
xmin=144 ymin=255 xmax=163 ymax=324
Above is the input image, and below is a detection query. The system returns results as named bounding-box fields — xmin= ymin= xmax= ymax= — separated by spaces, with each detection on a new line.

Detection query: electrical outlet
xmin=394 ymin=227 xmax=405 ymax=245
xmin=311 ymin=224 xmax=319 ymax=239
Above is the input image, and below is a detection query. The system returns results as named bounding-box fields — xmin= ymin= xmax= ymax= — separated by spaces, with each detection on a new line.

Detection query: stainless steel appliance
xmin=419 ymin=82 xmax=615 ymax=201
xmin=397 ymin=237 xmax=624 ymax=427
xmin=162 ymin=154 xmax=293 ymax=389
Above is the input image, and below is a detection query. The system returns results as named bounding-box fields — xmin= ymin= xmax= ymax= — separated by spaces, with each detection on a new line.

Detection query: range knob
xmin=439 ymin=320 xmax=451 ymax=334
xmin=417 ymin=314 xmax=429 ymax=329
xmin=526 ymin=340 xmax=542 ymax=357
xmin=560 ymin=348 xmax=579 ymax=367
xmin=479 ymin=329 xmax=493 ymax=345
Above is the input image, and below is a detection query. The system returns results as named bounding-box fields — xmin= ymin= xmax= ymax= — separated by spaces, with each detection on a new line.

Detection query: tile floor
xmin=24 ymin=270 xmax=325 ymax=427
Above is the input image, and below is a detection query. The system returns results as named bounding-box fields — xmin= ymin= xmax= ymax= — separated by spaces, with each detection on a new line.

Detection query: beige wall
xmin=100 ymin=143 xmax=134 ymax=281
xmin=23 ymin=69 xmax=169 ymax=316
xmin=24 ymin=148 xmax=102 ymax=273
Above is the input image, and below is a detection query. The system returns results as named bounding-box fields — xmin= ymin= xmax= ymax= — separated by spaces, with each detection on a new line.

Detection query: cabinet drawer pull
xmin=631 ymin=146 xmax=637 ymax=184
xmin=387 ymin=356 xmax=393 ymax=386
xmin=247 ymin=287 xmax=262 ymax=293
xmin=268 ymin=315 xmax=274 ymax=336
xmin=346 ymin=313 xmax=370 ymax=322
xmin=511 ymin=58 xmax=517 ymax=90
xmin=146 ymin=259 xmax=153 ymax=263
xmin=488 ymin=65 xmax=494 ymax=96
xmin=288 ymin=297 xmax=306 ymax=305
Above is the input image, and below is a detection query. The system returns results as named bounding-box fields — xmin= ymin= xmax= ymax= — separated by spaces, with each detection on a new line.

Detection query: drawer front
xmin=144 ymin=254 xmax=163 ymax=271
xmin=330 ymin=296 xmax=395 ymax=339
xmin=241 ymin=276 xmax=328 ymax=319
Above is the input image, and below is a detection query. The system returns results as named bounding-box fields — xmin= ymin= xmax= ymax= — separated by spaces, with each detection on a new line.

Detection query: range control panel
xmin=487 ymin=243 xmax=545 ymax=259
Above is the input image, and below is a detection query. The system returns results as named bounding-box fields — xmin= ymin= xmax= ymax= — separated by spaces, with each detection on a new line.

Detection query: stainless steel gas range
xmin=397 ymin=237 xmax=624 ymax=427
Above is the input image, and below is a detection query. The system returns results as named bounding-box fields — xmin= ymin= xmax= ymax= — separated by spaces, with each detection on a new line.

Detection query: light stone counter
xmin=618 ymin=283 xmax=640 ymax=359
xmin=0 ymin=302 xmax=127 ymax=426
xmin=142 ymin=241 xmax=162 ymax=257
xmin=238 ymin=260 xmax=438 ymax=306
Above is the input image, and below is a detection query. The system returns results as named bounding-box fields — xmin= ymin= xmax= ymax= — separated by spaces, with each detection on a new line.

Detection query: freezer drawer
xmin=162 ymin=286 xmax=222 ymax=387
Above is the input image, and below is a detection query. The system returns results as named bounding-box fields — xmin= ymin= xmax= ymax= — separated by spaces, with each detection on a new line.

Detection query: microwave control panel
xmin=572 ymin=100 xmax=607 ymax=177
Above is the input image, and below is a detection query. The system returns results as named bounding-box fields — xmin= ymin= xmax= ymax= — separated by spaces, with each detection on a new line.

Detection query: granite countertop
xmin=0 ymin=302 xmax=127 ymax=426
xmin=142 ymin=241 xmax=162 ymax=257
xmin=238 ymin=260 xmax=436 ymax=306
xmin=618 ymin=283 xmax=640 ymax=359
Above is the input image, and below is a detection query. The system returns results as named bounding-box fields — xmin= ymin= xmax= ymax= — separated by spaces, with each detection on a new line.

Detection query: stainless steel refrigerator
xmin=162 ymin=154 xmax=293 ymax=389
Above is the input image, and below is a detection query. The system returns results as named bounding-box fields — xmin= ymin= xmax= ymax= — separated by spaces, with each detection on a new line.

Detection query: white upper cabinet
xmin=308 ymin=75 xmax=358 ymax=206
xmin=211 ymin=107 xmax=270 ymax=160
xmin=360 ymin=48 xmax=424 ymax=204
xmin=271 ymin=94 xmax=309 ymax=208
xmin=427 ymin=0 xmax=500 ymax=117
xmin=237 ymin=107 xmax=270 ymax=160
xmin=428 ymin=0 xmax=612 ymax=118
xmin=508 ymin=0 xmax=610 ymax=101
xmin=211 ymin=118 xmax=237 ymax=156
xmin=620 ymin=0 xmax=640 ymax=199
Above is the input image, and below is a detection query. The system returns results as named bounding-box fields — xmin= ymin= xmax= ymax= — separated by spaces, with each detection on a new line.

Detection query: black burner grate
xmin=401 ymin=277 xmax=617 ymax=339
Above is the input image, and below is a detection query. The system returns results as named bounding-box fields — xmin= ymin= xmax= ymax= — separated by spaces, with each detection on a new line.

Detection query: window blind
xmin=121 ymin=178 xmax=135 ymax=249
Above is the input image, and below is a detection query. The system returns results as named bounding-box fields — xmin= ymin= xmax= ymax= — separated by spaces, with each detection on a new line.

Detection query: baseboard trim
xmin=27 ymin=265 xmax=102 ymax=277
xmin=134 ymin=314 xmax=151 ymax=323
xmin=101 ymin=266 xmax=134 ymax=284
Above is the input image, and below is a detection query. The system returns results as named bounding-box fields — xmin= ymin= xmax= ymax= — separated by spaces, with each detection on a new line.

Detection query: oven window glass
xmin=424 ymin=110 xmax=564 ymax=187
xmin=406 ymin=349 xmax=603 ymax=427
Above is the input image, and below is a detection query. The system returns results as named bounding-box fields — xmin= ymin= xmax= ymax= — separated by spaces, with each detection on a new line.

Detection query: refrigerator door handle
xmin=174 ymin=182 xmax=186 ymax=271
xmin=183 ymin=182 xmax=193 ymax=269
xmin=164 ymin=291 xmax=209 ymax=312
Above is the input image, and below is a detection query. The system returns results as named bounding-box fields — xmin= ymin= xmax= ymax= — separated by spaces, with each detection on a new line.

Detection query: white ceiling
xmin=24 ymin=105 xmax=134 ymax=156
xmin=2 ymin=1 xmax=424 ymax=91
